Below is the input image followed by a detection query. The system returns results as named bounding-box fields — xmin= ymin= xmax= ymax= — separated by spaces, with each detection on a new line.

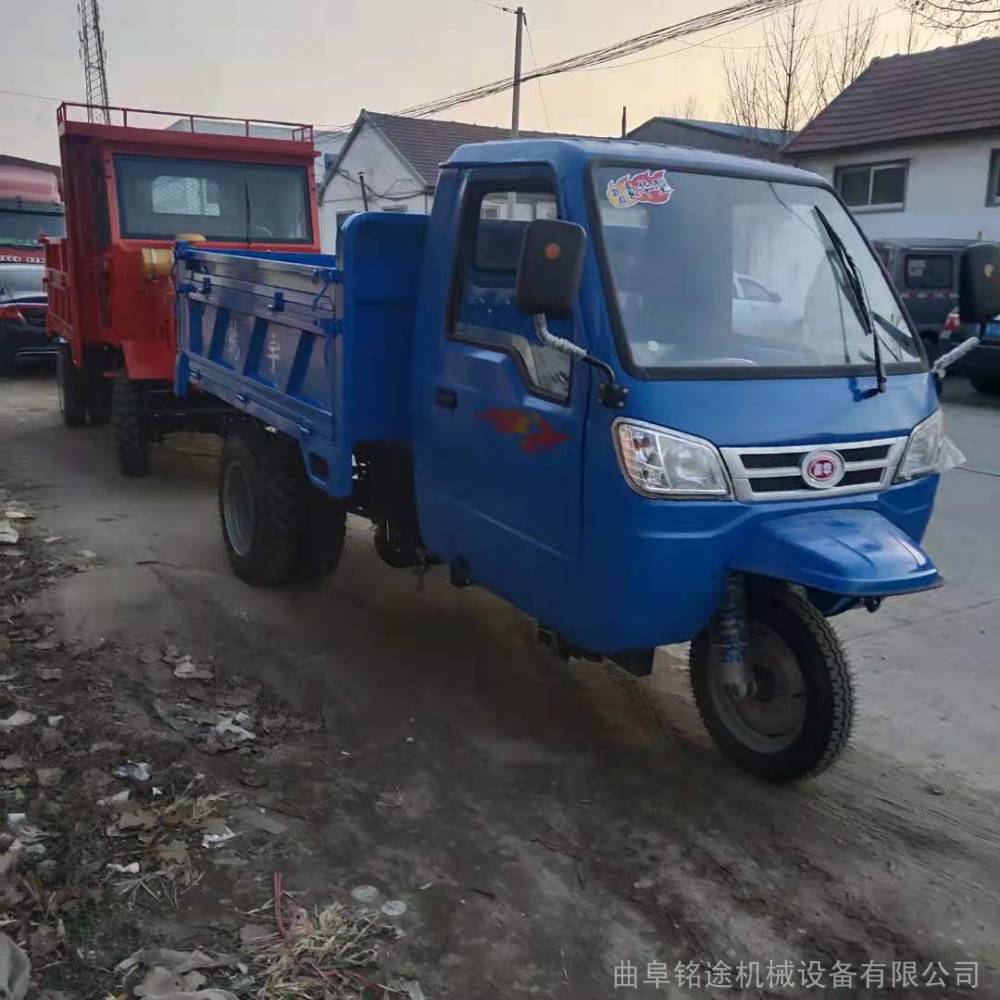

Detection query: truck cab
xmin=46 ymin=103 xmax=320 ymax=475
xmin=173 ymin=138 xmax=1000 ymax=782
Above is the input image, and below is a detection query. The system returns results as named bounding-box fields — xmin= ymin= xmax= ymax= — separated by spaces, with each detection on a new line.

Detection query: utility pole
xmin=507 ymin=5 xmax=525 ymax=220
xmin=510 ymin=6 xmax=525 ymax=139
xmin=77 ymin=0 xmax=110 ymax=124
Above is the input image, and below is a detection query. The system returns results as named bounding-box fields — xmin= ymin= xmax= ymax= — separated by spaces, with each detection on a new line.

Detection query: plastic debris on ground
xmin=106 ymin=861 xmax=141 ymax=875
xmin=2 ymin=511 xmax=34 ymax=521
xmin=0 ymin=521 xmax=20 ymax=546
xmin=172 ymin=655 xmax=214 ymax=681
xmin=153 ymin=700 xmax=261 ymax=754
xmin=200 ymin=818 xmax=237 ymax=850
xmin=113 ymin=761 xmax=152 ymax=782
xmin=117 ymin=947 xmax=240 ymax=1000
xmin=0 ymin=932 xmax=30 ymax=1000
xmin=381 ymin=899 xmax=407 ymax=918
xmin=350 ymin=884 xmax=380 ymax=905
xmin=0 ymin=710 xmax=35 ymax=729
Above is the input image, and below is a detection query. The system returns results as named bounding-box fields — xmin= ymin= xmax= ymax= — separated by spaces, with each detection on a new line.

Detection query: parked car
xmin=938 ymin=306 xmax=1000 ymax=395
xmin=732 ymin=272 xmax=802 ymax=342
xmin=873 ymin=237 xmax=978 ymax=358
xmin=0 ymin=263 xmax=54 ymax=373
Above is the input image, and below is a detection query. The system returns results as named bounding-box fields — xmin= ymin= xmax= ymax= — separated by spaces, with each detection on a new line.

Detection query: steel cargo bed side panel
xmin=174 ymin=244 xmax=352 ymax=494
xmin=173 ymin=214 xmax=427 ymax=500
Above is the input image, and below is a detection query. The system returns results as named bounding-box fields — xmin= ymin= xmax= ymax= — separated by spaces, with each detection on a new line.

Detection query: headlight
xmin=614 ymin=419 xmax=731 ymax=499
xmin=895 ymin=410 xmax=944 ymax=482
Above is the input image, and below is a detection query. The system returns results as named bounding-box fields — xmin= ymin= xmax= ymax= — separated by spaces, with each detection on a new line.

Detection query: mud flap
xmin=729 ymin=509 xmax=940 ymax=598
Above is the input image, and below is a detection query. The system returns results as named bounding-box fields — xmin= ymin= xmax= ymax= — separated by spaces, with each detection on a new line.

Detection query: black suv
xmin=0 ymin=263 xmax=53 ymax=372
xmin=873 ymin=238 xmax=977 ymax=358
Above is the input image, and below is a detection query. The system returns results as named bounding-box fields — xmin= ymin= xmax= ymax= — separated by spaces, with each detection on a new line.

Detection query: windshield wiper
xmin=814 ymin=206 xmax=886 ymax=394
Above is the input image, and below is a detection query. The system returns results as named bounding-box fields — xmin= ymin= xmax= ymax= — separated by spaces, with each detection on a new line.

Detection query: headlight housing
xmin=614 ymin=419 xmax=732 ymax=499
xmin=895 ymin=410 xmax=944 ymax=482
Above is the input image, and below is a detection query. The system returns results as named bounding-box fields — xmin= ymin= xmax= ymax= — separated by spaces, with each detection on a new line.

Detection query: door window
xmin=904 ymin=253 xmax=953 ymax=290
xmin=451 ymin=186 xmax=572 ymax=403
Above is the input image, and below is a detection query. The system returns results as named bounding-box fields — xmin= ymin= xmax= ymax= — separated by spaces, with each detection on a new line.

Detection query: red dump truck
xmin=44 ymin=103 xmax=320 ymax=475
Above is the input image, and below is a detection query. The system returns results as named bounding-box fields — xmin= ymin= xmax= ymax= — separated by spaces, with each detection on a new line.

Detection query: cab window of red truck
xmin=112 ymin=155 xmax=312 ymax=243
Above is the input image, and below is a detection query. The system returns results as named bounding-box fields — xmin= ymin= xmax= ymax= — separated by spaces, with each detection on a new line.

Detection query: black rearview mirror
xmin=515 ymin=219 xmax=586 ymax=318
xmin=959 ymin=242 xmax=1000 ymax=324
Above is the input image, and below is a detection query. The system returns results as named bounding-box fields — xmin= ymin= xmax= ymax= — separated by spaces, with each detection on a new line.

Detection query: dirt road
xmin=1 ymin=369 xmax=998 ymax=998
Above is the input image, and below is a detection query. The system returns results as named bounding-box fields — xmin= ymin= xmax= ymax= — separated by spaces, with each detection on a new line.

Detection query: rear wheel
xmin=690 ymin=583 xmax=854 ymax=782
xmin=57 ymin=344 xmax=87 ymax=428
xmin=295 ymin=486 xmax=347 ymax=582
xmin=220 ymin=428 xmax=347 ymax=586
xmin=971 ymin=374 xmax=1000 ymax=397
xmin=113 ymin=378 xmax=149 ymax=477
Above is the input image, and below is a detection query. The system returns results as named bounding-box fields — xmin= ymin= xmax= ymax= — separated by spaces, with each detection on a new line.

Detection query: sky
xmin=1 ymin=0 xmax=948 ymax=165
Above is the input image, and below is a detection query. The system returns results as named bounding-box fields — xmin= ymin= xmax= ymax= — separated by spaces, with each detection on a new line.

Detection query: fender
xmin=729 ymin=508 xmax=941 ymax=598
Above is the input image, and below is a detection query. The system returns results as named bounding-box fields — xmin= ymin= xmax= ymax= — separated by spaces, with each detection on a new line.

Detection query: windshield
xmin=0 ymin=264 xmax=44 ymax=301
xmin=113 ymin=154 xmax=312 ymax=243
xmin=0 ymin=209 xmax=65 ymax=246
xmin=591 ymin=166 xmax=922 ymax=375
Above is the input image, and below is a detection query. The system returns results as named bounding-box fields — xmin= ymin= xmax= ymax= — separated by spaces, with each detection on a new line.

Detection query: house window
xmin=987 ymin=150 xmax=1000 ymax=205
xmin=835 ymin=161 xmax=907 ymax=210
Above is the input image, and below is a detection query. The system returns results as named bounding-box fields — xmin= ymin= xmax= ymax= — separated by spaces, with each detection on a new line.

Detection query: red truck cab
xmin=0 ymin=157 xmax=65 ymax=371
xmin=45 ymin=103 xmax=320 ymax=475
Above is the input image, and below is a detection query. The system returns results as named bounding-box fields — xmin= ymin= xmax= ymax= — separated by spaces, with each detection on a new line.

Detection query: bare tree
xmin=814 ymin=1 xmax=882 ymax=106
xmin=767 ymin=1 xmax=819 ymax=133
xmin=722 ymin=49 xmax=770 ymax=130
xmin=899 ymin=8 xmax=929 ymax=52
xmin=666 ymin=93 xmax=702 ymax=119
xmin=902 ymin=0 xmax=1000 ymax=36
xmin=721 ymin=1 xmax=820 ymax=133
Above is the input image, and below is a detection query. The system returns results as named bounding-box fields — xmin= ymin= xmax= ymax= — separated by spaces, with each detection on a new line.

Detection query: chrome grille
xmin=720 ymin=437 xmax=907 ymax=502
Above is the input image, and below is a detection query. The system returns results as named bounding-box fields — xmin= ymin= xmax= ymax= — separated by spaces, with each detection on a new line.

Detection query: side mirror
xmin=515 ymin=219 xmax=586 ymax=318
xmin=959 ymin=242 xmax=1000 ymax=324
xmin=769 ymin=291 xmax=782 ymax=304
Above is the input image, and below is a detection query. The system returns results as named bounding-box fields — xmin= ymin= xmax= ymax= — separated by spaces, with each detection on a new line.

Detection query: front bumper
xmin=560 ymin=477 xmax=940 ymax=652
xmin=0 ymin=325 xmax=56 ymax=363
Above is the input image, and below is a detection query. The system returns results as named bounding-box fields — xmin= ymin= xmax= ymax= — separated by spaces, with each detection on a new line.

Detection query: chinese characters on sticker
xmin=612 ymin=959 xmax=979 ymax=991
xmin=606 ymin=169 xmax=674 ymax=209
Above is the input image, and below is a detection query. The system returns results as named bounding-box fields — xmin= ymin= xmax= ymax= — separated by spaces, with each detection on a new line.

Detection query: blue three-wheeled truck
xmin=172 ymin=138 xmax=999 ymax=781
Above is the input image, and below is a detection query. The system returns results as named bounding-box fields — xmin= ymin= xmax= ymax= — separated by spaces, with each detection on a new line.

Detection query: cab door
xmin=415 ymin=170 xmax=588 ymax=615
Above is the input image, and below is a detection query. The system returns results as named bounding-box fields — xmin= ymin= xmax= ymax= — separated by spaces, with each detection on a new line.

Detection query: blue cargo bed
xmin=174 ymin=213 xmax=428 ymax=497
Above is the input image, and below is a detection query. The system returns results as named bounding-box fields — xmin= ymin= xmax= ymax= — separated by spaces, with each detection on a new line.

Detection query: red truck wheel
xmin=57 ymin=345 xmax=87 ymax=428
xmin=113 ymin=379 xmax=149 ymax=477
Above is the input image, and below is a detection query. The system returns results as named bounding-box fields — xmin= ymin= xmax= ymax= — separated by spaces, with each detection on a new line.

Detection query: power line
xmin=393 ymin=0 xmax=800 ymax=119
xmin=0 ymin=90 xmax=65 ymax=103
xmin=524 ymin=20 xmax=552 ymax=131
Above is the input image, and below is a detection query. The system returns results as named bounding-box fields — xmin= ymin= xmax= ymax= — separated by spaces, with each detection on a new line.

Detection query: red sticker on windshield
xmin=606 ymin=169 xmax=673 ymax=208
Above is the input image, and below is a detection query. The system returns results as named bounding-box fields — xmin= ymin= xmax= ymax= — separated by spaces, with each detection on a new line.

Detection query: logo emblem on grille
xmin=802 ymin=449 xmax=845 ymax=489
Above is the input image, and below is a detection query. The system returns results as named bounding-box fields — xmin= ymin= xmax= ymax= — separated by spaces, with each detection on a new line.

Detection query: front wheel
xmin=690 ymin=583 xmax=854 ymax=782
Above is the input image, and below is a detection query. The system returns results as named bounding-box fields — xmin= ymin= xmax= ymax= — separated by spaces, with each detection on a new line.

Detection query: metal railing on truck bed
xmin=174 ymin=213 xmax=428 ymax=498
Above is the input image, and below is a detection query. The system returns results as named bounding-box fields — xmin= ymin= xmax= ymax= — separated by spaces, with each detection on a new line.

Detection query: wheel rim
xmin=222 ymin=460 xmax=255 ymax=557
xmin=708 ymin=623 xmax=807 ymax=753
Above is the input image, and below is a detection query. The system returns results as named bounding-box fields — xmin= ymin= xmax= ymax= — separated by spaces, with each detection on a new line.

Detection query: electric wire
xmin=524 ymin=19 xmax=553 ymax=131
xmin=392 ymin=0 xmax=802 ymax=119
